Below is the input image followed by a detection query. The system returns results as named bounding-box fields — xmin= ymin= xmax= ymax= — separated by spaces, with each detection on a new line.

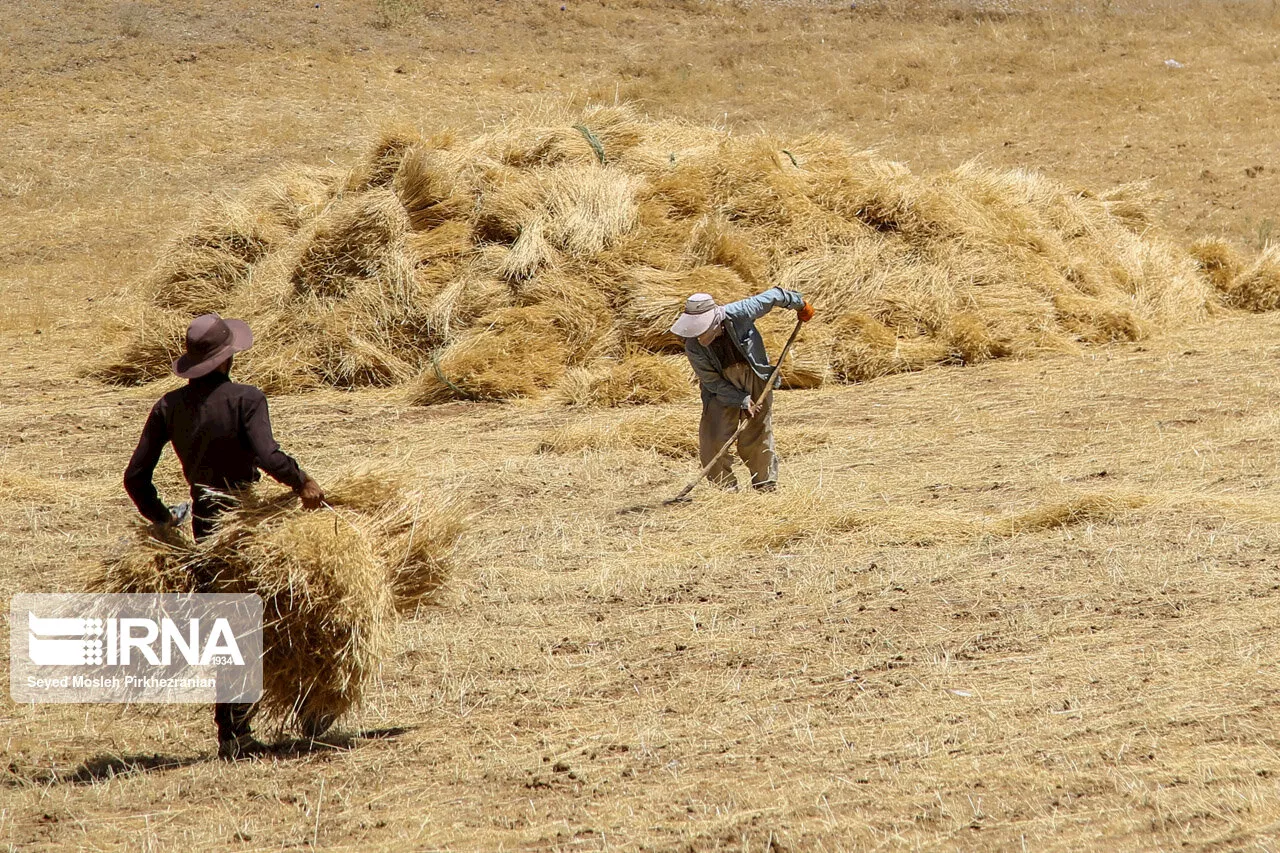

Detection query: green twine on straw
xmin=573 ymin=124 xmax=607 ymax=164
xmin=431 ymin=351 xmax=474 ymax=401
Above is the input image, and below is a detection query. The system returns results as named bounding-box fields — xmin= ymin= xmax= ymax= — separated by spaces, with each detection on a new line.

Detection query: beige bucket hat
xmin=669 ymin=293 xmax=725 ymax=338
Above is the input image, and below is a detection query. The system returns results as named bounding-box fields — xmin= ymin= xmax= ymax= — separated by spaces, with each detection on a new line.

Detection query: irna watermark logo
xmin=27 ymin=612 xmax=244 ymax=667
xmin=11 ymin=594 xmax=262 ymax=704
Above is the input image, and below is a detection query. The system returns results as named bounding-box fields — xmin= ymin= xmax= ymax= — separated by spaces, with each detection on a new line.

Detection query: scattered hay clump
xmin=537 ymin=410 xmax=699 ymax=458
xmin=536 ymin=409 xmax=830 ymax=459
xmin=1218 ymin=243 xmax=1280 ymax=312
xmin=1189 ymin=237 xmax=1246 ymax=294
xmin=988 ymin=491 xmax=1152 ymax=537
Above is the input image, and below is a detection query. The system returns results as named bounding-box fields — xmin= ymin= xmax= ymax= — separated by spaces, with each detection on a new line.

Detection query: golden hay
xmin=537 ymin=410 xmax=699 ymax=458
xmin=94 ymin=517 xmax=387 ymax=733
xmin=558 ymin=351 xmax=695 ymax=407
xmin=407 ymin=219 xmax=474 ymax=268
xmin=232 ymin=512 xmax=392 ymax=730
xmin=499 ymin=125 xmax=598 ymax=169
xmin=344 ymin=124 xmax=422 ymax=192
xmin=96 ymin=102 xmax=1254 ymax=401
xmin=91 ymin=309 xmax=190 ymax=386
xmin=537 ymin=409 xmax=829 ymax=459
xmin=95 ymin=187 xmax=426 ymax=392
xmin=826 ymin=313 xmax=951 ymax=382
xmin=412 ymin=305 xmax=571 ymax=404
xmin=239 ymin=189 xmax=425 ymax=391
xmin=419 ymin=269 xmax=512 ymax=344
xmin=517 ymin=268 xmax=615 ymax=358
xmin=1221 ymin=243 xmax=1280 ymax=312
xmin=572 ymin=105 xmax=647 ymax=164
xmin=149 ymin=200 xmax=283 ymax=316
xmin=393 ymin=146 xmax=475 ymax=232
xmin=470 ymin=165 xmax=541 ymax=244
xmin=618 ymin=266 xmax=753 ymax=352
xmin=323 ymin=465 xmax=468 ymax=613
xmin=497 ymin=217 xmax=552 ymax=282
xmin=1095 ymin=182 xmax=1160 ymax=232
xmin=1052 ymin=293 xmax=1149 ymax=343
xmin=987 ymin=492 xmax=1152 ymax=537
xmin=1189 ymin=237 xmax=1245 ymax=294
xmin=759 ymin=316 xmax=834 ymax=388
xmin=290 ymin=189 xmax=412 ymax=301
xmin=0 ymin=471 xmax=65 ymax=505
xmin=943 ymin=313 xmax=1014 ymax=364
xmin=379 ymin=492 xmax=466 ymax=613
xmin=95 ymin=527 xmax=200 ymax=595
xmin=240 ymin=165 xmax=341 ymax=231
xmin=686 ymin=214 xmax=767 ymax=286
xmin=721 ymin=489 xmax=1151 ymax=552
xmin=745 ymin=504 xmax=972 ymax=551
xmin=541 ymin=166 xmax=640 ymax=257
xmin=93 ymin=470 xmax=462 ymax=732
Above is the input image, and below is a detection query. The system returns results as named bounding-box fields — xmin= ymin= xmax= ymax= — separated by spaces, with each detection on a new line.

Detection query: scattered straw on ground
xmin=536 ymin=408 xmax=830 ymax=459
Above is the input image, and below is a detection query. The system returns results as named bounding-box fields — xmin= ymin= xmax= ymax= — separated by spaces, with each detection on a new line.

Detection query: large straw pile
xmin=94 ymin=469 xmax=464 ymax=734
xmin=95 ymin=104 xmax=1271 ymax=404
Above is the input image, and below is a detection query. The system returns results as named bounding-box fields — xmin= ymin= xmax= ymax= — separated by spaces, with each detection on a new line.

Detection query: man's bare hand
xmin=745 ymin=399 xmax=762 ymax=419
xmin=298 ymin=477 xmax=325 ymax=510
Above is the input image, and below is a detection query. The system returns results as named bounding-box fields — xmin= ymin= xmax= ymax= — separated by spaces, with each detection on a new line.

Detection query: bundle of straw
xmin=95 ymin=468 xmax=463 ymax=734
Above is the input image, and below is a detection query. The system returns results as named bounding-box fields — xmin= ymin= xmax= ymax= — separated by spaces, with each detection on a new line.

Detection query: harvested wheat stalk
xmin=94 ymin=467 xmax=464 ymax=733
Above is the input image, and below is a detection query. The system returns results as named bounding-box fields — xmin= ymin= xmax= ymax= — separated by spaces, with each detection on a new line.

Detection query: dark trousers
xmin=192 ymin=487 xmax=237 ymax=541
xmin=192 ymin=486 xmax=258 ymax=742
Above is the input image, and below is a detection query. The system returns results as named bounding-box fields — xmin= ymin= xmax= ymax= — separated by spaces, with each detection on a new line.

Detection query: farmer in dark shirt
xmin=124 ymin=312 xmax=325 ymax=759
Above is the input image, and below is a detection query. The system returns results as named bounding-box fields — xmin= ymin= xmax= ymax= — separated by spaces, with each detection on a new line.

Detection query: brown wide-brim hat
xmin=172 ymin=313 xmax=254 ymax=379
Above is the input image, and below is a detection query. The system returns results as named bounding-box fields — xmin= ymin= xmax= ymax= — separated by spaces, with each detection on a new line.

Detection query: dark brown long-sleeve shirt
xmin=124 ymin=372 xmax=307 ymax=525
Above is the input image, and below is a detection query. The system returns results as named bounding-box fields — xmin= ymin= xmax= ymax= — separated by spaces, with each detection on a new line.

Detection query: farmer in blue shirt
xmin=670 ymin=288 xmax=815 ymax=491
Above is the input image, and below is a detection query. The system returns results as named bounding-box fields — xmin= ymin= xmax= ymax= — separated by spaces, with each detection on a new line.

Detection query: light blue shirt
xmin=681 ymin=287 xmax=805 ymax=409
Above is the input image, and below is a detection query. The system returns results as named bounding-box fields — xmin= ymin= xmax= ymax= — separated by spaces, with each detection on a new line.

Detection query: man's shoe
xmin=299 ymin=712 xmax=337 ymax=740
xmin=218 ymin=733 xmax=266 ymax=761
xmin=752 ymin=480 xmax=778 ymax=493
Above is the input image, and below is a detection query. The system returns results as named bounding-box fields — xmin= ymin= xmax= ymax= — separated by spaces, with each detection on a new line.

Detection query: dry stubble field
xmin=5 ymin=0 xmax=1280 ymax=850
